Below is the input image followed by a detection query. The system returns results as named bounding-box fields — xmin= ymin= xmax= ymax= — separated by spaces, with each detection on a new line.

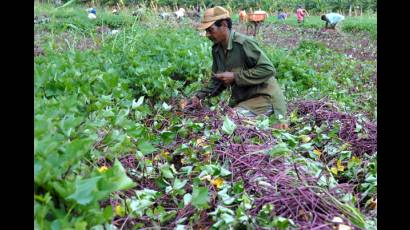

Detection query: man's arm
xmin=304 ymin=9 xmax=309 ymax=16
xmin=194 ymin=52 xmax=225 ymax=99
xmin=195 ymin=77 xmax=225 ymax=99
xmin=234 ymin=39 xmax=276 ymax=86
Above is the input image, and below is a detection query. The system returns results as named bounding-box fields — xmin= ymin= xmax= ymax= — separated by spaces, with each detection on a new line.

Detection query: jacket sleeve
xmin=195 ymin=52 xmax=226 ymax=99
xmin=233 ymin=39 xmax=276 ymax=86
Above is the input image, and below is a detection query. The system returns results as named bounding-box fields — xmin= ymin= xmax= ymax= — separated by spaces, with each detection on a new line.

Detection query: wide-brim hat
xmin=198 ymin=6 xmax=230 ymax=30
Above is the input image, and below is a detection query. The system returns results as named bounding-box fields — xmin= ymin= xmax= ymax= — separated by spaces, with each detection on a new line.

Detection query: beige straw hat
xmin=198 ymin=6 xmax=230 ymax=30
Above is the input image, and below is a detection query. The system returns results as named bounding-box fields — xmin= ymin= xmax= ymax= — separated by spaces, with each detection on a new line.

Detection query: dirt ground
xmin=233 ymin=23 xmax=377 ymax=62
xmin=34 ymin=28 xmax=102 ymax=54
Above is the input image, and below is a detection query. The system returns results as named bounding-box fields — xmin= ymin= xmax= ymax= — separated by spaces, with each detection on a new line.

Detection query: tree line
xmin=43 ymin=0 xmax=377 ymax=15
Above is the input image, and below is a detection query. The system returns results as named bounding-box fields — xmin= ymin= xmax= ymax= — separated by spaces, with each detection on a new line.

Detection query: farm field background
xmin=34 ymin=2 xmax=377 ymax=230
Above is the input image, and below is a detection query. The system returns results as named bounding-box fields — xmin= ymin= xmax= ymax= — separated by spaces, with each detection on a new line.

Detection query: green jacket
xmin=195 ymin=31 xmax=287 ymax=117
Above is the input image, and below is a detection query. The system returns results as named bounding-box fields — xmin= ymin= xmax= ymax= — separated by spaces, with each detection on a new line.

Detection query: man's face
xmin=205 ymin=24 xmax=226 ymax=44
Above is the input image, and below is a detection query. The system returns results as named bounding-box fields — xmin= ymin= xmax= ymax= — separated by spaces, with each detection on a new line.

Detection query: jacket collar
xmin=227 ymin=30 xmax=234 ymax=50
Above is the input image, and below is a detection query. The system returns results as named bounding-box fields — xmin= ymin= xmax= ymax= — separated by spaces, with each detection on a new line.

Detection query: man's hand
xmin=214 ymin=72 xmax=235 ymax=86
xmin=179 ymin=98 xmax=189 ymax=109
xmin=273 ymin=123 xmax=289 ymax=130
xmin=186 ymin=96 xmax=201 ymax=109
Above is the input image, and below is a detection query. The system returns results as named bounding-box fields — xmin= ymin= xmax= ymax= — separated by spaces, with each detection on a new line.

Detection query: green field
xmin=230 ymin=13 xmax=377 ymax=39
xmin=35 ymin=3 xmax=377 ymax=230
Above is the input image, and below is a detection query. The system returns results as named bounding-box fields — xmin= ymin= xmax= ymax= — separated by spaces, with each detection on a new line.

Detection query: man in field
xmin=296 ymin=5 xmax=308 ymax=24
xmin=186 ymin=6 xmax=287 ymax=120
xmin=321 ymin=13 xmax=345 ymax=30
xmin=277 ymin=9 xmax=288 ymax=21
xmin=239 ymin=9 xmax=247 ymax=23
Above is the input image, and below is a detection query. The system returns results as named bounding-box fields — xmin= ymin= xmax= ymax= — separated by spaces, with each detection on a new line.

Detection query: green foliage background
xmin=35 ymin=2 xmax=376 ymax=229
xmin=52 ymin=0 xmax=377 ymax=14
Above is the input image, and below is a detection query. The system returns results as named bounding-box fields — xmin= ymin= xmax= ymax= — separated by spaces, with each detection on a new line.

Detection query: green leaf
xmin=74 ymin=221 xmax=87 ymax=230
xmin=64 ymin=138 xmax=94 ymax=158
xmin=183 ymin=193 xmax=192 ymax=206
xmin=173 ymin=178 xmax=188 ymax=190
xmin=159 ymin=210 xmax=177 ymax=223
xmin=256 ymin=118 xmax=269 ymax=130
xmin=299 ymin=134 xmax=311 ymax=143
xmin=129 ymin=196 xmax=156 ymax=217
xmin=272 ymin=216 xmax=295 ymax=229
xmin=101 ymin=159 xmax=136 ymax=193
xmin=218 ymin=188 xmax=235 ymax=205
xmin=300 ymin=143 xmax=313 ymax=150
xmin=236 ymin=206 xmax=249 ymax=222
xmin=180 ymin=166 xmax=193 ymax=175
xmin=160 ymin=131 xmax=175 ymax=144
xmin=102 ymin=206 xmax=114 ymax=222
xmin=330 ymin=167 xmax=338 ymax=175
xmin=241 ymin=194 xmax=252 ymax=210
xmin=160 ymin=164 xmax=174 ymax=179
xmin=132 ymin=200 xmax=153 ymax=215
xmin=355 ymin=123 xmax=363 ymax=132
xmin=165 ymin=186 xmax=173 ymax=194
xmin=281 ymin=133 xmax=298 ymax=147
xmin=191 ymin=186 xmax=209 ymax=209
xmin=175 ymin=225 xmax=186 ymax=230
xmin=132 ymin=96 xmax=144 ymax=109
xmin=67 ymin=176 xmax=102 ymax=205
xmin=34 ymin=161 xmax=42 ymax=179
xmin=221 ymin=213 xmax=235 ymax=224
xmin=233 ymin=181 xmax=244 ymax=194
xmin=342 ymin=203 xmax=366 ymax=228
xmin=199 ymin=164 xmax=230 ymax=177
xmin=89 ymin=223 xmax=117 ymax=230
xmin=269 ymin=143 xmax=291 ymax=157
xmin=222 ymin=115 xmax=236 ymax=135
xmin=162 ymin=102 xmax=172 ymax=111
xmin=138 ymin=141 xmax=157 ymax=155
xmin=220 ymin=167 xmax=232 ymax=176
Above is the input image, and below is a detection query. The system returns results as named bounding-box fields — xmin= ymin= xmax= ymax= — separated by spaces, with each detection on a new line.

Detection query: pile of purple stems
xmin=289 ymin=99 xmax=376 ymax=156
xmin=100 ymin=101 xmax=364 ymax=229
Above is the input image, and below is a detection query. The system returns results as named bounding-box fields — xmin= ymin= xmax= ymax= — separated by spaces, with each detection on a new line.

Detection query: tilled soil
xmin=233 ymin=23 xmax=377 ymax=61
xmin=34 ymin=25 xmax=121 ymax=54
xmin=34 ymin=45 xmax=44 ymax=57
xmin=34 ymin=30 xmax=101 ymax=53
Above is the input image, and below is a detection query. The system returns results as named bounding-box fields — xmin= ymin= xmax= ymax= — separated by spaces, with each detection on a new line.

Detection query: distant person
xmin=174 ymin=8 xmax=186 ymax=20
xmin=194 ymin=5 xmax=201 ymax=20
xmin=87 ymin=8 xmax=97 ymax=19
xmin=321 ymin=13 xmax=345 ymax=30
xmin=239 ymin=9 xmax=247 ymax=23
xmin=186 ymin=6 xmax=201 ymax=21
xmin=277 ymin=9 xmax=287 ymax=21
xmin=296 ymin=5 xmax=308 ymax=24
